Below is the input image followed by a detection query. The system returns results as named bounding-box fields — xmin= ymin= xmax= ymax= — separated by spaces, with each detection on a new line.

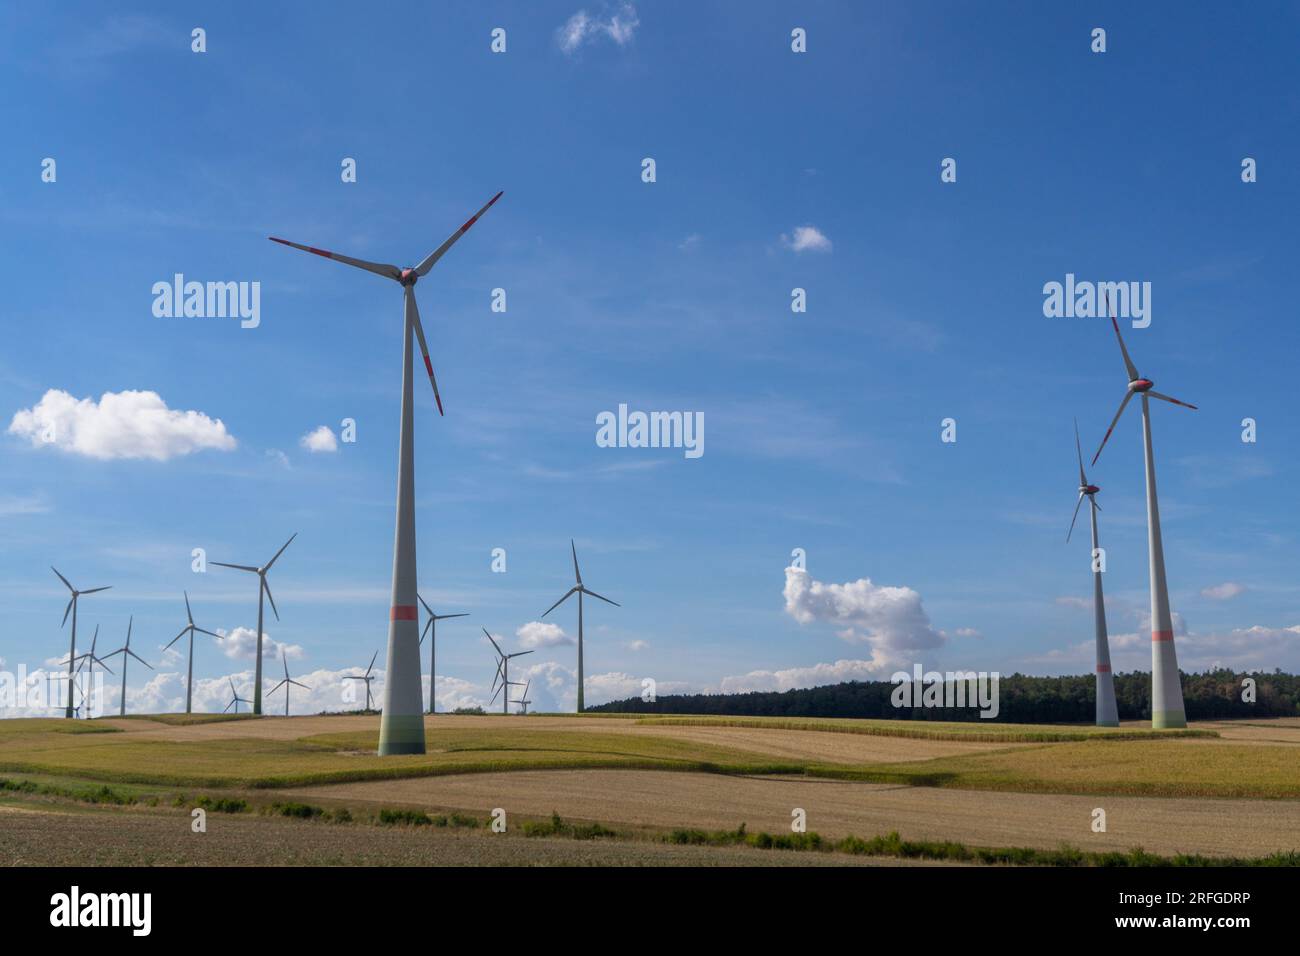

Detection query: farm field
xmin=1 ymin=713 xmax=1298 ymax=866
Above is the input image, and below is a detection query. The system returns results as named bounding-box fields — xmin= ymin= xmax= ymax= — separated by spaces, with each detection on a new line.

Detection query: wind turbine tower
xmin=418 ymin=593 xmax=467 ymax=715
xmin=163 ymin=592 xmax=223 ymax=714
xmin=104 ymin=616 xmax=153 ymax=717
xmin=212 ymin=533 xmax=296 ymax=715
xmin=541 ymin=540 xmax=619 ymax=713
xmin=1068 ymin=421 xmax=1118 ymax=727
xmin=50 ymin=567 xmax=110 ymax=718
xmin=269 ymin=191 xmax=504 ymax=754
xmin=1092 ymin=294 xmax=1197 ymax=729
xmin=484 ymin=628 xmax=532 ymax=716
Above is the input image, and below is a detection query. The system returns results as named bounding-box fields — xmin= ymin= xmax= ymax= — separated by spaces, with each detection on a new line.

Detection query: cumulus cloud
xmin=783 ymin=567 xmax=944 ymax=668
xmin=1201 ymin=582 xmax=1247 ymax=600
xmin=516 ymin=621 xmax=574 ymax=649
xmin=299 ymin=425 xmax=338 ymax=453
xmin=781 ymin=225 xmax=832 ymax=253
xmin=8 ymin=389 xmax=236 ymax=461
xmin=215 ymin=626 xmax=304 ymax=662
xmin=557 ymin=3 xmax=639 ymax=54
xmin=719 ymin=658 xmax=893 ymax=694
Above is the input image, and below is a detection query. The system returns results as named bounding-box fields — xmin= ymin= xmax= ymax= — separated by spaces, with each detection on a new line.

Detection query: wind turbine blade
xmin=523 ymin=679 xmax=531 ymax=697
xmin=61 ymin=596 xmax=74 ymax=628
xmin=580 ymin=587 xmax=620 ymax=608
xmin=289 ymin=680 xmax=309 ymax=690
xmin=196 ymin=627 xmax=223 ymax=640
xmin=264 ymin=532 xmax=297 ymax=572
xmin=224 ymin=700 xmax=234 ymax=713
xmin=482 ymin=628 xmax=504 ymax=657
xmin=51 ymin=566 xmax=73 ymax=592
xmin=80 ymin=586 xmax=111 ymax=595
xmin=184 ymin=591 xmax=194 ymax=625
xmin=282 ymin=650 xmax=290 ymax=680
xmin=211 ymin=562 xmax=259 ymax=573
xmin=509 ymin=650 xmax=535 ymax=658
xmin=269 ymin=680 xmax=287 ymax=694
xmin=163 ymin=627 xmax=189 ymax=650
xmin=1147 ymin=390 xmax=1198 ymax=410
xmin=267 ymin=237 xmax=402 ymax=281
xmin=541 ymin=588 xmax=577 ymax=618
xmin=229 ymin=677 xmax=237 ymax=694
xmin=417 ymin=592 xmax=434 ymax=616
xmin=367 ymin=650 xmax=378 ymax=676
xmin=1091 ymin=390 xmax=1134 ymax=467
xmin=436 ymin=613 xmax=469 ymax=620
xmin=125 ymin=615 xmax=133 ymax=647
xmin=128 ymin=649 xmax=154 ymax=670
xmin=490 ymin=683 xmax=503 ymax=704
xmin=1092 ymin=498 xmax=1102 ymax=512
xmin=262 ymin=576 xmax=280 ymax=622
xmin=413 ymin=191 xmax=504 ymax=277
xmin=1073 ymin=418 xmax=1087 ymax=486
xmin=1105 ymin=295 xmax=1140 ymax=381
xmin=420 ymin=618 xmax=432 ymax=646
xmin=406 ymin=287 xmax=444 ymax=416
xmin=95 ymin=658 xmax=115 ymax=676
xmin=1067 ymin=492 xmax=1085 ymax=543
xmin=571 ymin=539 xmax=582 ymax=585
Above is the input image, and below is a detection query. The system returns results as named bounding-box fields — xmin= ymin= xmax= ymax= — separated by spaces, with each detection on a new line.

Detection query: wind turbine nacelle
xmin=1081 ymin=484 xmax=1100 ymax=495
xmin=399 ymin=268 xmax=417 ymax=286
xmin=1128 ymin=378 xmax=1154 ymax=393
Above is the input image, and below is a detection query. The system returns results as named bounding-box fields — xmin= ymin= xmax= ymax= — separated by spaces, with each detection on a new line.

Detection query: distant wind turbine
xmin=417 ymin=593 xmax=467 ymax=715
xmin=516 ymin=679 xmax=533 ymax=716
xmin=1068 ymin=420 xmax=1118 ymax=727
xmin=211 ymin=533 xmax=296 ymax=715
xmin=224 ymin=678 xmax=252 ymax=714
xmin=541 ymin=540 xmax=619 ymax=713
xmin=484 ymin=628 xmax=532 ymax=716
xmin=345 ymin=651 xmax=379 ymax=711
xmin=163 ymin=592 xmax=223 ymax=714
xmin=1091 ymin=292 xmax=1197 ymax=729
xmin=50 ymin=567 xmax=110 ymax=718
xmin=269 ymin=191 xmax=504 ymax=756
xmin=267 ymin=651 xmax=309 ymax=716
xmin=70 ymin=624 xmax=114 ymax=718
xmin=103 ymin=616 xmax=153 ymax=718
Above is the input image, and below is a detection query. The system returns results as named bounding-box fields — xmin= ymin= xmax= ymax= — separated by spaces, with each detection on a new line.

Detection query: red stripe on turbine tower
xmin=1096 ymin=664 xmax=1111 ymax=673
xmin=390 ymin=605 xmax=417 ymax=621
xmin=1152 ymin=630 xmax=1175 ymax=642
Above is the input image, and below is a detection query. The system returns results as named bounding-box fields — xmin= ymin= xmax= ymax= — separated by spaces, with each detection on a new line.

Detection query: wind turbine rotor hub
xmin=399 ymin=268 xmax=417 ymax=286
xmin=1129 ymin=378 xmax=1154 ymax=392
xmin=1083 ymin=484 xmax=1100 ymax=495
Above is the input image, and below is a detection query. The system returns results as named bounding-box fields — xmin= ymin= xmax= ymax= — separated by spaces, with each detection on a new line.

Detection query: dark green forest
xmin=590 ymin=670 xmax=1300 ymax=722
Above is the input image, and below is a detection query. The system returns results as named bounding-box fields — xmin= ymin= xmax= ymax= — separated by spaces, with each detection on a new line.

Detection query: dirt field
xmin=283 ymin=768 xmax=1300 ymax=858
xmin=0 ymin=803 xmax=924 ymax=867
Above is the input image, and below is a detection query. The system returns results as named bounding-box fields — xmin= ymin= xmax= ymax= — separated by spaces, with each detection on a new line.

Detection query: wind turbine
xmin=224 ymin=677 xmax=253 ymax=714
xmin=163 ymin=592 xmax=223 ymax=714
xmin=70 ymin=625 xmax=114 ymax=718
xmin=211 ymin=533 xmax=296 ymax=715
xmin=270 ymin=191 xmax=504 ymax=755
xmin=516 ymin=679 xmax=533 ymax=715
xmin=344 ymin=651 xmax=379 ymax=712
xmin=267 ymin=650 xmax=309 ymax=716
xmin=417 ymin=593 xmax=467 ymax=715
xmin=1091 ymin=293 xmax=1197 ymax=729
xmin=541 ymin=540 xmax=619 ymax=713
xmin=1068 ymin=420 xmax=1118 ymax=727
xmin=50 ymin=567 xmax=110 ymax=718
xmin=103 ymin=616 xmax=153 ymax=718
xmin=484 ymin=629 xmax=532 ymax=716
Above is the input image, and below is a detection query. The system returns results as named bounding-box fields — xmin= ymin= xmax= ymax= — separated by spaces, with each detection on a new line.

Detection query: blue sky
xmin=2 ymin=2 xmax=1298 ymax=715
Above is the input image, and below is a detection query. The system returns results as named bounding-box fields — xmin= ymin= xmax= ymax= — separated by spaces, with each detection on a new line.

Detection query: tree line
xmin=590 ymin=669 xmax=1300 ymax=722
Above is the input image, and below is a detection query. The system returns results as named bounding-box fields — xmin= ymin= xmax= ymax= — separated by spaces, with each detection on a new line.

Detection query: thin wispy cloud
xmin=557 ymin=3 xmax=640 ymax=54
xmin=781 ymin=225 xmax=832 ymax=253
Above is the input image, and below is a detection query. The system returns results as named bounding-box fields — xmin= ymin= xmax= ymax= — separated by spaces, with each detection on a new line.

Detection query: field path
xmin=284 ymin=768 xmax=1300 ymax=858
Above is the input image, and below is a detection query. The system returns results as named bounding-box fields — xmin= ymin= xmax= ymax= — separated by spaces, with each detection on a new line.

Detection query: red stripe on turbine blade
xmin=423 ymin=355 xmax=434 ymax=375
xmin=391 ymin=605 xmax=418 ymax=621
xmin=308 ymin=247 xmax=333 ymax=258
xmin=459 ymin=216 xmax=478 ymax=232
xmin=1151 ymin=629 xmax=1175 ymax=643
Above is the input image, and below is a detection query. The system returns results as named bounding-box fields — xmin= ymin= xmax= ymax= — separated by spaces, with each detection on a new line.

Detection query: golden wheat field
xmin=1 ymin=713 xmax=1297 ymax=866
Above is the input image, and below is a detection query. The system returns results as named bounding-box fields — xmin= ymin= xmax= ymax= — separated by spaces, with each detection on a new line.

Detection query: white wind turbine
xmin=1091 ymin=293 xmax=1197 ymax=729
xmin=484 ymin=629 xmax=532 ymax=716
xmin=224 ymin=678 xmax=253 ymax=715
xmin=418 ymin=593 xmax=467 ymax=715
xmin=163 ymin=592 xmax=223 ymax=715
xmin=541 ymin=540 xmax=619 ymax=713
xmin=211 ymin=533 xmax=296 ymax=715
xmin=103 ymin=616 xmax=153 ymax=718
xmin=69 ymin=625 xmax=114 ymax=718
xmin=267 ymin=650 xmax=309 ymax=717
xmin=1068 ymin=420 xmax=1118 ymax=727
xmin=50 ymin=567 xmax=110 ymax=719
xmin=269 ymin=191 xmax=504 ymax=754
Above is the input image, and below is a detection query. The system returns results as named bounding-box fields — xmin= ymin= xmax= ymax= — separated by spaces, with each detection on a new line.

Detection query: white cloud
xmin=719 ymin=658 xmax=892 ymax=694
xmin=0 ymin=493 xmax=52 ymax=516
xmin=557 ymin=3 xmax=639 ymax=54
xmin=783 ymin=567 xmax=944 ymax=667
xmin=626 ymin=639 xmax=648 ymax=651
xmin=951 ymin=627 xmax=983 ymax=639
xmin=1201 ymin=582 xmax=1247 ymax=600
xmin=299 ymin=425 xmax=338 ymax=453
xmin=781 ymin=225 xmax=832 ymax=253
xmin=515 ymin=620 xmax=574 ymax=649
xmin=8 ymin=389 xmax=236 ymax=461
xmin=214 ymin=626 xmax=304 ymax=663
xmin=266 ymin=449 xmax=290 ymax=469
